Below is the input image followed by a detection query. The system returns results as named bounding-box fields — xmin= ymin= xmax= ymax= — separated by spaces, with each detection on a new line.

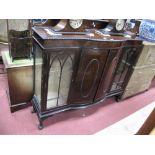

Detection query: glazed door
xmin=67 ymin=48 xmax=108 ymax=104
xmin=95 ymin=49 xmax=120 ymax=101
xmin=108 ymin=45 xmax=143 ymax=95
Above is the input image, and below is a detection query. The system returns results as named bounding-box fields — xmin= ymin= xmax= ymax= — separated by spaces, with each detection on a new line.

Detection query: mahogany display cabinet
xmin=31 ymin=21 xmax=143 ymax=129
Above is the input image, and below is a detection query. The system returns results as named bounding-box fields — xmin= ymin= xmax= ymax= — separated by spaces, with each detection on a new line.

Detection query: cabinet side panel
xmin=7 ymin=66 xmax=33 ymax=104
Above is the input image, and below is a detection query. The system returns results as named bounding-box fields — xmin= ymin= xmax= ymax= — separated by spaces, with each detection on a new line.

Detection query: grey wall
xmin=0 ymin=19 xmax=8 ymax=42
xmin=0 ymin=19 xmax=29 ymax=42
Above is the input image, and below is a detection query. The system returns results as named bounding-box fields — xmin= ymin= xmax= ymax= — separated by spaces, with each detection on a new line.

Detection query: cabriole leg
xmin=38 ymin=119 xmax=44 ymax=130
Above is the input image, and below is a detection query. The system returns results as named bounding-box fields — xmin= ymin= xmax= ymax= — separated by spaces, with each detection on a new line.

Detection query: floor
xmin=150 ymin=127 xmax=155 ymax=135
xmin=1 ymin=67 xmax=155 ymax=134
xmin=95 ymin=101 xmax=155 ymax=135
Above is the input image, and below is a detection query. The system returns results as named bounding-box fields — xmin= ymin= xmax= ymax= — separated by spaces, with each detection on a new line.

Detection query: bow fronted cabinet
xmin=31 ymin=26 xmax=143 ymax=129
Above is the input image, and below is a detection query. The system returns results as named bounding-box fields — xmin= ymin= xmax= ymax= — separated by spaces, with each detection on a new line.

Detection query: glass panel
xmin=58 ymin=54 xmax=74 ymax=106
xmin=35 ymin=44 xmax=42 ymax=108
xmin=46 ymin=53 xmax=75 ymax=109
xmin=110 ymin=83 xmax=117 ymax=91
xmin=116 ymin=49 xmax=133 ymax=89
xmin=47 ymin=57 xmax=61 ymax=108
xmin=110 ymin=50 xmax=128 ymax=92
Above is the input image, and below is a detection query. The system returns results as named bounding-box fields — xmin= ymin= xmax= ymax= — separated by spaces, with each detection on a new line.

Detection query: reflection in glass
xmin=110 ymin=48 xmax=131 ymax=91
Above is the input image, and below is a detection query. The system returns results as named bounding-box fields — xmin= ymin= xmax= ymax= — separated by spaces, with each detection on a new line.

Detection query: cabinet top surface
xmin=32 ymin=27 xmax=142 ymax=42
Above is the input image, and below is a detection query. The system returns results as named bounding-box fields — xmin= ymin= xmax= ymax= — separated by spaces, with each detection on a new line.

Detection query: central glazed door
xmin=67 ymin=48 xmax=108 ymax=104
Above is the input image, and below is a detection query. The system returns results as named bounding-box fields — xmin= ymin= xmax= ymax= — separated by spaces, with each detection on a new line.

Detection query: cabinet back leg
xmin=31 ymin=105 xmax=36 ymax=113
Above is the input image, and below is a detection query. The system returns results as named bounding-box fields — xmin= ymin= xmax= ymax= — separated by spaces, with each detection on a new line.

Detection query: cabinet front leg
xmin=38 ymin=119 xmax=44 ymax=130
xmin=115 ymin=95 xmax=122 ymax=102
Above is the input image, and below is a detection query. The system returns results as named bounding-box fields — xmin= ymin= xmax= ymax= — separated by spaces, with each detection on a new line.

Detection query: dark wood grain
xmin=95 ymin=48 xmax=121 ymax=101
xmin=136 ymin=108 xmax=155 ymax=135
xmin=7 ymin=66 xmax=33 ymax=112
xmin=67 ymin=48 xmax=108 ymax=104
